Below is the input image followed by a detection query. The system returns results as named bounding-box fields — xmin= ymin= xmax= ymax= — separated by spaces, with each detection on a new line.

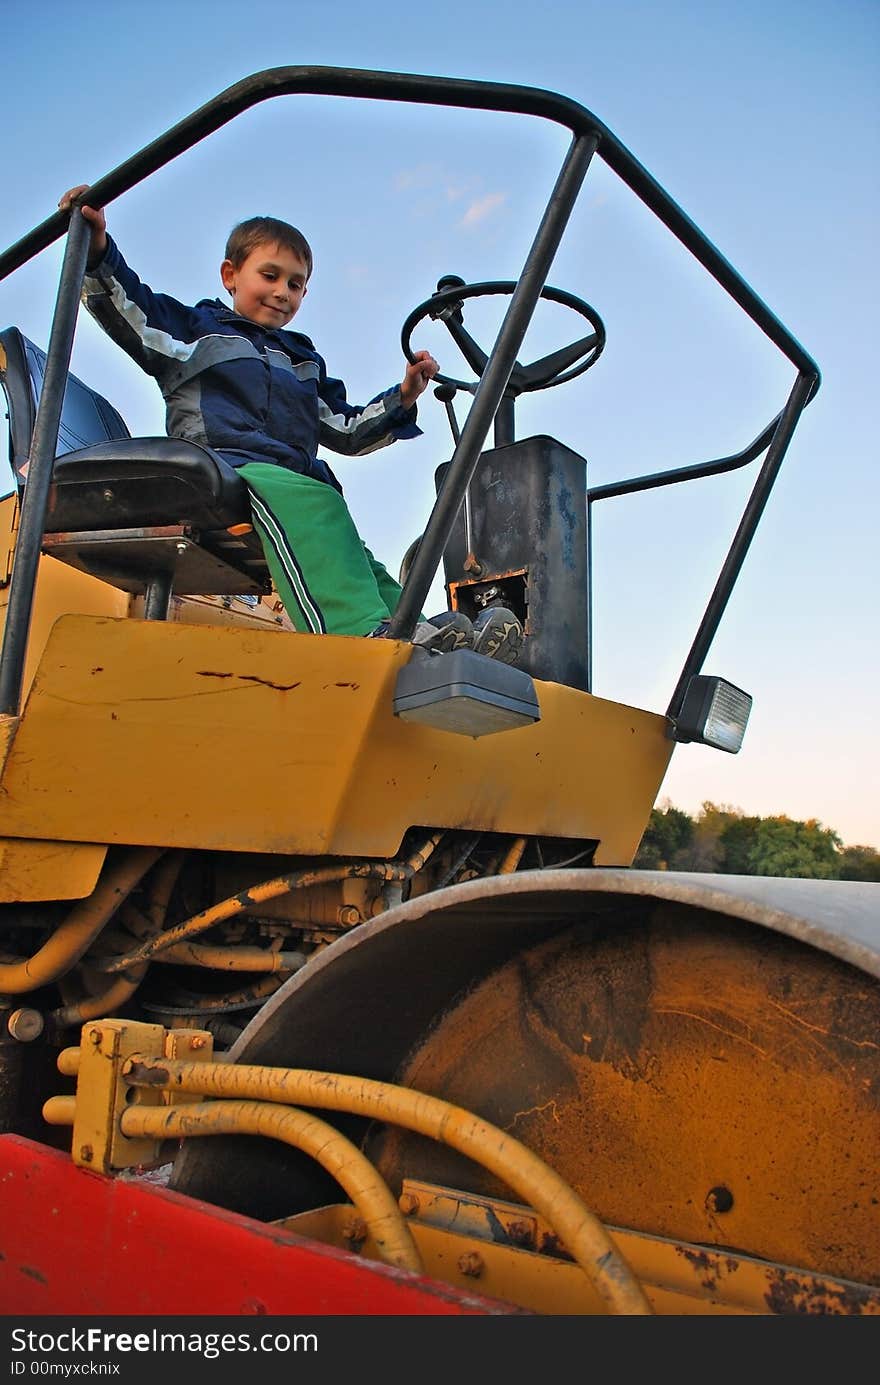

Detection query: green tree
xmin=675 ymin=802 xmax=745 ymax=872
xmin=745 ymin=816 xmax=842 ymax=879
xmin=718 ymin=812 xmax=762 ymax=874
xmin=838 ymin=844 xmax=880 ymax=881
xmin=634 ymin=801 xmax=694 ymax=869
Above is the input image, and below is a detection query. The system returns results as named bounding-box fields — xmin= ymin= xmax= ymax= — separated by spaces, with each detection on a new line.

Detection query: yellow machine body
xmin=0 ymin=610 xmax=672 ymax=888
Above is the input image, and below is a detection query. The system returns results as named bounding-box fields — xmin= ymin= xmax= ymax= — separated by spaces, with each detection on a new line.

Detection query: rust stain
xmin=765 ymin=1267 xmax=870 ymax=1316
xmin=195 ymin=670 xmax=301 ymax=692
xmin=680 ymin=1246 xmax=722 ymax=1294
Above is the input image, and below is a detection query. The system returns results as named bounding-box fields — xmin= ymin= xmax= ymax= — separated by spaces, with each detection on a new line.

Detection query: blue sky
xmin=2 ymin=0 xmax=878 ymax=847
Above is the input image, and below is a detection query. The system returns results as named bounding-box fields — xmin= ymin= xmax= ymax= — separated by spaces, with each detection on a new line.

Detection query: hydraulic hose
xmin=119 ymin=1099 xmax=423 ymax=1274
xmin=128 ymin=1056 xmax=652 ymax=1315
xmin=0 ymin=847 xmax=163 ymax=995
xmin=100 ymin=833 xmax=445 ymax=973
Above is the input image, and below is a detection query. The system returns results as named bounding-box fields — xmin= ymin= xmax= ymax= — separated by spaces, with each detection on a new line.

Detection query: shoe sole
xmin=472 ymin=614 xmax=523 ymax=665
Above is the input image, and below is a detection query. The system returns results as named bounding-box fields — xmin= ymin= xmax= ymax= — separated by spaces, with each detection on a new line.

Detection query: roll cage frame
xmin=0 ymin=65 xmax=820 ymax=722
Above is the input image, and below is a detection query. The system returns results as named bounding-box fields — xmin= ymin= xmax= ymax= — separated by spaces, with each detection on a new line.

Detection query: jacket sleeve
xmin=316 ymin=363 xmax=422 ymax=457
xmin=80 ymin=236 xmax=200 ymax=389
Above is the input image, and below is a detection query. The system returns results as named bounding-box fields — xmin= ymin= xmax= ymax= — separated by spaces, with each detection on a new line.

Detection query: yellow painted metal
xmin=281 ymin=1196 xmax=880 ymax=1315
xmin=64 ymin=1019 xmax=168 ymax=1173
xmin=0 ymin=716 xmax=16 ymax=776
xmin=0 ymin=497 xmax=129 ymax=707
xmin=134 ymin=591 xmax=294 ymax=632
xmin=0 ymin=836 xmax=107 ymax=903
xmin=0 ymin=613 xmax=673 ymax=862
xmin=161 ymin=1029 xmax=215 ymax=1104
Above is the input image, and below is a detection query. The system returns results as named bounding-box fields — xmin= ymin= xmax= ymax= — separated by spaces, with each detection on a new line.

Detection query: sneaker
xmin=367 ymin=610 xmax=474 ymax=655
xmin=412 ymin=610 xmax=474 ymax=654
xmin=471 ymin=607 xmax=524 ymax=665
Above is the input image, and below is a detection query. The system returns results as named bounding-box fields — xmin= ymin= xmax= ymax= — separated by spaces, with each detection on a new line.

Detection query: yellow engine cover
xmin=0 ymin=614 xmax=673 ymax=867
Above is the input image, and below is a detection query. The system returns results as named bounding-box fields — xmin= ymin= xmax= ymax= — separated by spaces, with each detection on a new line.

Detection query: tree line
xmin=634 ymin=800 xmax=880 ymax=880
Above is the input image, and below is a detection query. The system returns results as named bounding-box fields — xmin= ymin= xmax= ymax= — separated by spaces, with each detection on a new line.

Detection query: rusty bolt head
xmin=457 ymin=1251 xmax=484 ymax=1278
xmin=507 ymin=1219 xmax=535 ymax=1248
xmin=399 ymin=1192 xmax=420 ymax=1216
xmin=79 ymin=1144 xmax=94 ymax=1163
xmin=337 ymin=906 xmax=362 ymax=927
xmin=342 ymin=1217 xmax=367 ymax=1244
xmin=189 ymin=1035 xmax=208 ymax=1051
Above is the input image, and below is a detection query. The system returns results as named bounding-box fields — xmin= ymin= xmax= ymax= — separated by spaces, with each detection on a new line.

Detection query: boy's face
xmin=220 ymin=241 xmax=308 ymax=329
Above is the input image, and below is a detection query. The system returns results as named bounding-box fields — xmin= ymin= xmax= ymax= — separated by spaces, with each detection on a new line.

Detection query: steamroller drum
xmin=170 ymin=869 xmax=880 ymax=1287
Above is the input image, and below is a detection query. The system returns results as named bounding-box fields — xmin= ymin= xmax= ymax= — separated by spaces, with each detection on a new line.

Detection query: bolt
xmin=706 ymin=1185 xmax=734 ymax=1214
xmin=7 ymin=1008 xmax=44 ymax=1043
xmin=176 ymin=541 xmax=187 ymax=555
xmin=102 ymin=489 xmax=113 ymax=502
xmin=337 ymin=905 xmax=362 ymax=927
xmin=342 ymin=1217 xmax=367 ymax=1244
xmin=190 ymin=1036 xmax=208 ymax=1051
xmin=79 ymin=1145 xmax=93 ymax=1164
xmin=507 ymin=1219 xmax=534 ymax=1248
xmin=457 ymin=1251 xmax=484 ymax=1278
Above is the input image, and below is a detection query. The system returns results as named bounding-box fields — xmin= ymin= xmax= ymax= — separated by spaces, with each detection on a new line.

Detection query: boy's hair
xmin=224 ymin=216 xmax=314 ymax=279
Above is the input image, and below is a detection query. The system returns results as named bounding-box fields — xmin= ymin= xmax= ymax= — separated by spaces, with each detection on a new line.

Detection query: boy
xmin=58 ymin=187 xmax=523 ymax=663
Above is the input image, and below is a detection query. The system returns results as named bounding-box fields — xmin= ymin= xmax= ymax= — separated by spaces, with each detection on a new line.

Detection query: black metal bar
xmin=0 ymin=212 xmax=90 ymax=718
xmin=586 ymin=414 xmax=781 ymax=505
xmin=388 ymin=132 xmax=599 ymax=641
xmin=666 ymin=370 xmax=818 ymax=720
xmin=143 ymin=574 xmax=174 ymax=621
xmin=494 ymin=397 xmax=516 ymax=448
xmin=0 ymin=66 xmax=820 ymax=382
xmin=585 ymin=499 xmax=594 ymax=694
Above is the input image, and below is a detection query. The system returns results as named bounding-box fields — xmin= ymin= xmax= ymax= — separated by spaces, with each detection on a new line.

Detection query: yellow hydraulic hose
xmin=52 ymin=966 xmax=147 ymax=1028
xmin=127 ymin=1057 xmax=652 ymax=1315
xmin=119 ymin=1099 xmax=423 ymax=1275
xmin=498 ymin=837 xmax=528 ymax=874
xmin=50 ymin=853 xmax=185 ymax=1026
xmin=101 ymin=832 xmax=446 ymax=974
xmin=153 ymin=943 xmax=307 ymax=972
xmin=0 ymin=847 xmax=163 ymax=994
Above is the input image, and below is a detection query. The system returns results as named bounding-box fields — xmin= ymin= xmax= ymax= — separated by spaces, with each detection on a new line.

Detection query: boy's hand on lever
xmin=58 ymin=185 xmax=107 ymax=268
xmin=400 ymin=350 xmax=439 ymax=409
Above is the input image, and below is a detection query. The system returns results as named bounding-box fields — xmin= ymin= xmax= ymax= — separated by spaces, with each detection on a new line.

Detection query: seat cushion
xmin=47 ymin=437 xmax=251 ymax=532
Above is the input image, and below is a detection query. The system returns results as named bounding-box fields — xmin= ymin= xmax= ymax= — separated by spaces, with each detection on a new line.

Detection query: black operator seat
xmin=0 ymin=326 xmax=270 ymax=617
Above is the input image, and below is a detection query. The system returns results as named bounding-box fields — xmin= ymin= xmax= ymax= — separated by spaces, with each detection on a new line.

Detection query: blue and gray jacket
xmin=81 ymin=236 xmax=421 ymax=493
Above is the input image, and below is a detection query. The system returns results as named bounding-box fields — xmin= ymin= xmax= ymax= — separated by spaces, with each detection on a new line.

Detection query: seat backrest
xmin=0 ymin=326 xmax=130 ymax=485
xmin=1 ymin=324 xmax=268 ymax=607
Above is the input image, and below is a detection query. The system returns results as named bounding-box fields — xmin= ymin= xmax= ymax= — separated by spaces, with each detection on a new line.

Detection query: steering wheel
xmin=401 ymin=276 xmax=606 ymax=396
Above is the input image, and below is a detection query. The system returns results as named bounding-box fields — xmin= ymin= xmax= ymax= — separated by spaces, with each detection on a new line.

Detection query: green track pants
xmin=240 ymin=462 xmax=417 ymax=637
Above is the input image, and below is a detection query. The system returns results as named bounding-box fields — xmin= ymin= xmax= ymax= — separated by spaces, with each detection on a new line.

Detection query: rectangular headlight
xmin=674 ymin=675 xmax=752 ymax=754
